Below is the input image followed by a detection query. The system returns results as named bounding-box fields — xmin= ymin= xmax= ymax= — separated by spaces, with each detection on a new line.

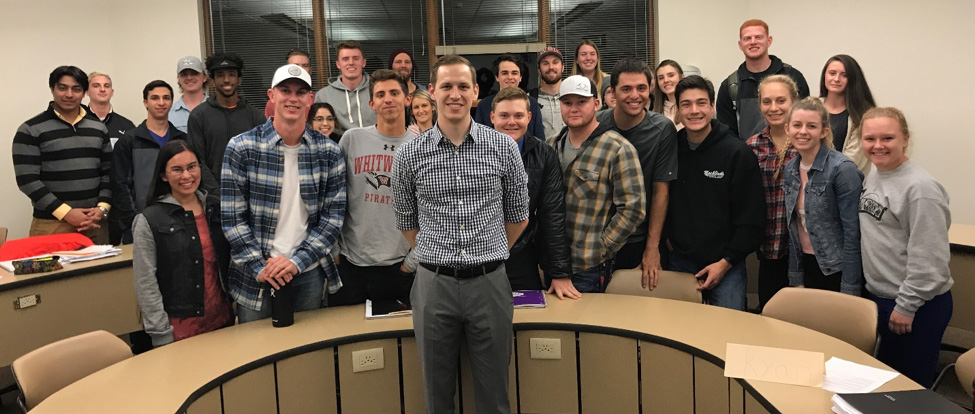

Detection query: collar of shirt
xmin=428 ymin=119 xmax=480 ymax=147
xmin=54 ymin=106 xmax=88 ymax=125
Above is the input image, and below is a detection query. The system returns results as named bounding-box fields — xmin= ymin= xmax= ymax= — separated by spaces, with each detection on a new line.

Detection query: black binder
xmin=836 ymin=389 xmax=967 ymax=414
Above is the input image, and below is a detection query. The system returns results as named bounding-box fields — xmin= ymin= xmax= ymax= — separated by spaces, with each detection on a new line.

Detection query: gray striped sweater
xmin=12 ymin=103 xmax=112 ymax=219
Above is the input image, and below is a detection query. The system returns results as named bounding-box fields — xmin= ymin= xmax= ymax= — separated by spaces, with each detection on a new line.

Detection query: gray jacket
xmin=314 ymin=73 xmax=377 ymax=133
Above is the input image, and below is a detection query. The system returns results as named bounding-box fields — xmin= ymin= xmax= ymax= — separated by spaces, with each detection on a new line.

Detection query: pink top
xmin=169 ymin=213 xmax=232 ymax=341
xmin=796 ymin=163 xmax=815 ymax=254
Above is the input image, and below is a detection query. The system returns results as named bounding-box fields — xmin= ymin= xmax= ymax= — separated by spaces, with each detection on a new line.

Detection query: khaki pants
xmin=30 ymin=218 xmax=110 ymax=245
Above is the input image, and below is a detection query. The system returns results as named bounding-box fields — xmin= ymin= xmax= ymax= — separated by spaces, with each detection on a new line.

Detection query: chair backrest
xmin=11 ymin=330 xmax=132 ymax=410
xmin=762 ymin=287 xmax=878 ymax=354
xmin=605 ymin=269 xmax=703 ymax=303
xmin=956 ymin=347 xmax=975 ymax=398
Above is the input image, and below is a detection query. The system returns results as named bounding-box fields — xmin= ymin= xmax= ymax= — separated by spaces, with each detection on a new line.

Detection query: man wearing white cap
xmin=169 ymin=56 xmax=208 ymax=133
xmin=547 ymin=75 xmax=646 ymax=293
xmin=221 ymin=64 xmax=347 ymax=323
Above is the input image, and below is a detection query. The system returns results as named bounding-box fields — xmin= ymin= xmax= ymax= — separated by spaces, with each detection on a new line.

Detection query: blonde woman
xmin=859 ymin=107 xmax=952 ymax=387
xmin=746 ymin=74 xmax=799 ymax=309
xmin=572 ymin=40 xmax=608 ymax=95
xmin=408 ymin=89 xmax=436 ymax=134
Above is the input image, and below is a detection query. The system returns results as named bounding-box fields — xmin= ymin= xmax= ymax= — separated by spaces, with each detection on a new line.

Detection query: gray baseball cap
xmin=176 ymin=56 xmax=204 ymax=74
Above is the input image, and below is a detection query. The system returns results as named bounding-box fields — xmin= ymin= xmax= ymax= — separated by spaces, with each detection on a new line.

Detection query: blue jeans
xmin=237 ymin=265 xmax=326 ymax=323
xmin=571 ymin=260 xmax=614 ymax=293
xmin=668 ymin=251 xmax=746 ymax=310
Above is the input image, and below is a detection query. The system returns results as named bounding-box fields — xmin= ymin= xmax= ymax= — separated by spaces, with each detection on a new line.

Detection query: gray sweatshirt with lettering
xmin=859 ymin=161 xmax=952 ymax=317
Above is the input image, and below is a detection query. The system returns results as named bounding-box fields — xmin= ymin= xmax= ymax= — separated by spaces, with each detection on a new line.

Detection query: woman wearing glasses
xmin=308 ymin=102 xmax=342 ymax=142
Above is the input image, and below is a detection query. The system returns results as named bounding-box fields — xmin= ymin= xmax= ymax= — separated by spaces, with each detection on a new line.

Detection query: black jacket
xmin=112 ymin=121 xmax=187 ymax=233
xmin=506 ymin=135 xmax=573 ymax=283
xmin=715 ymin=55 xmax=810 ymax=140
xmin=665 ymin=120 xmax=765 ymax=265
xmin=141 ymin=193 xmax=231 ymax=318
xmin=185 ymin=96 xmax=265 ymax=193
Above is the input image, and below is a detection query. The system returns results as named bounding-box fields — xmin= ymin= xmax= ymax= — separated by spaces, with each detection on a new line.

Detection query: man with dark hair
xmin=534 ymin=46 xmax=565 ymax=140
xmin=265 ymin=48 xmax=313 ymax=118
xmin=491 ymin=87 xmax=577 ymax=299
xmin=717 ymin=19 xmax=809 ymax=139
xmin=13 ymin=66 xmax=112 ymax=243
xmin=393 ymin=54 xmax=529 ymax=413
xmin=222 ymin=64 xmax=346 ymax=323
xmin=473 ymin=53 xmax=545 ymax=138
xmin=389 ymin=48 xmax=426 ymax=94
xmin=186 ymin=52 xmax=265 ymax=194
xmin=113 ymin=80 xmax=186 ymax=244
xmin=315 ymin=40 xmax=376 ymax=133
xmin=549 ymin=75 xmax=646 ymax=293
xmin=666 ymin=75 xmax=765 ymax=311
xmin=329 ymin=69 xmax=418 ymax=307
xmin=170 ymin=56 xmax=208 ymax=133
xmin=596 ymin=58 xmax=678 ymax=291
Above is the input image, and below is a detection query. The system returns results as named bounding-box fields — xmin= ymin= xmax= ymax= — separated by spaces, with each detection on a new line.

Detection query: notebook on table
xmin=831 ymin=389 xmax=968 ymax=414
xmin=513 ymin=290 xmax=546 ymax=308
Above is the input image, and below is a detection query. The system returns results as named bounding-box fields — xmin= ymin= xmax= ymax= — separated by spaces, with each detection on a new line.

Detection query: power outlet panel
xmin=530 ymin=338 xmax=562 ymax=360
xmin=13 ymin=294 xmax=40 ymax=310
xmin=351 ymin=347 xmax=385 ymax=373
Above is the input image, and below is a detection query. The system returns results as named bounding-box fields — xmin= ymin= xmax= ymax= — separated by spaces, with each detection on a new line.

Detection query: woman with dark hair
xmin=132 ymin=140 xmax=233 ymax=347
xmin=819 ymin=54 xmax=876 ymax=173
xmin=572 ymin=40 xmax=608 ymax=94
xmin=859 ymin=107 xmax=952 ymax=387
xmin=652 ymin=59 xmax=685 ymax=129
xmin=308 ymin=102 xmax=341 ymax=142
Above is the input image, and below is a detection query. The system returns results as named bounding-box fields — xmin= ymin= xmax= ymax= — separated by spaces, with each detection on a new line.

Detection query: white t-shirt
xmin=270 ymin=143 xmax=316 ymax=270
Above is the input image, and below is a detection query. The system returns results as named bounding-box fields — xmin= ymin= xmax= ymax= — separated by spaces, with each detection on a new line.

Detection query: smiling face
xmin=431 ymin=63 xmax=478 ymax=125
xmin=491 ymin=98 xmax=531 ymax=141
xmin=411 ymin=96 xmax=434 ymax=125
xmin=539 ymin=55 xmax=563 ymax=85
xmin=823 ymin=60 xmax=848 ymax=96
xmin=369 ymin=79 xmax=409 ymax=123
xmin=496 ymin=61 xmax=522 ymax=90
xmin=87 ymin=75 xmax=114 ymax=105
xmin=178 ymin=69 xmax=207 ymax=93
xmin=51 ymin=75 xmax=85 ymax=115
xmin=336 ymin=48 xmax=365 ymax=81
xmin=162 ymin=150 xmax=201 ymax=199
xmin=576 ymin=45 xmax=598 ymax=74
xmin=786 ymin=109 xmax=828 ymax=155
xmin=268 ymin=79 xmax=313 ymax=123
xmin=213 ymin=68 xmax=241 ymax=98
xmin=759 ymin=81 xmax=794 ymax=128
xmin=392 ymin=53 xmax=413 ymax=79
xmin=738 ymin=25 xmax=772 ymax=61
xmin=144 ymin=86 xmax=174 ymax=121
xmin=677 ymin=88 xmax=712 ymax=133
xmin=613 ymin=72 xmax=650 ymax=117
xmin=560 ymin=94 xmax=598 ymax=128
xmin=656 ymin=65 xmax=681 ymax=97
xmin=860 ymin=116 xmax=909 ymax=171
xmin=311 ymin=107 xmax=335 ymax=136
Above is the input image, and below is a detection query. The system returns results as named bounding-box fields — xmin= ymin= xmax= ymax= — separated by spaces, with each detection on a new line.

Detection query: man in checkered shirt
xmin=392 ymin=54 xmax=529 ymax=414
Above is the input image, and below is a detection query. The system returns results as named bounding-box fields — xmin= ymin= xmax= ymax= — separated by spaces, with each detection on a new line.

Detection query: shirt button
xmin=456 ymin=175 xmax=460 ymax=180
xmin=169 ymin=227 xmax=175 ymax=232
xmin=460 ymin=249 xmax=466 ymax=255
xmin=196 ymin=284 xmax=201 ymax=288
xmin=195 ymin=260 xmax=200 ymax=264
xmin=191 ymin=236 xmax=197 ymax=240
xmin=454 ymin=150 xmax=459 ymax=155
xmin=460 ymin=224 xmax=465 ymax=230
xmin=458 ymin=200 xmax=463 ymax=205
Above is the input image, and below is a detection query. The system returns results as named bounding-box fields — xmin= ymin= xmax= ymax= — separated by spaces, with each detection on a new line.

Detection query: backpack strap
xmin=726 ymin=71 xmax=739 ymax=111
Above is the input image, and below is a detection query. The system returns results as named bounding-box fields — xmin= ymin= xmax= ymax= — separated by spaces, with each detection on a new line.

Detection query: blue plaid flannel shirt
xmin=221 ymin=119 xmax=347 ymax=312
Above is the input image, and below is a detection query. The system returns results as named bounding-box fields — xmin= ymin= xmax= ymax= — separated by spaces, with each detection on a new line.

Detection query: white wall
xmin=658 ymin=0 xmax=975 ymax=225
xmin=0 ymin=0 xmax=203 ymax=239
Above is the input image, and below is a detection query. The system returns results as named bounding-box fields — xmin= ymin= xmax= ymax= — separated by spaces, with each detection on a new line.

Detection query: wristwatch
xmin=98 ymin=206 xmax=109 ymax=219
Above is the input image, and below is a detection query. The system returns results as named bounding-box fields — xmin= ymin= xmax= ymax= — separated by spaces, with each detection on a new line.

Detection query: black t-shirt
xmin=830 ymin=110 xmax=849 ymax=151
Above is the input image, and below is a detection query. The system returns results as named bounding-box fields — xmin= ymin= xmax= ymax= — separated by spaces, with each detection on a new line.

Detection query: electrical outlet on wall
xmin=351 ymin=348 xmax=384 ymax=373
xmin=530 ymin=338 xmax=561 ymax=360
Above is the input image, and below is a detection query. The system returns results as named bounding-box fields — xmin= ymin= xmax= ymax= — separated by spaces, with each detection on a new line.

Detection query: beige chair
xmin=956 ymin=347 xmax=975 ymax=401
xmin=762 ymin=287 xmax=877 ymax=354
xmin=11 ymin=330 xmax=132 ymax=411
xmin=605 ymin=269 xmax=703 ymax=303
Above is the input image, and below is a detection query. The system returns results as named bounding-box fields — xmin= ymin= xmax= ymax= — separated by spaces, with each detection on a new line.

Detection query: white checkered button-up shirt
xmin=392 ymin=121 xmax=529 ymax=268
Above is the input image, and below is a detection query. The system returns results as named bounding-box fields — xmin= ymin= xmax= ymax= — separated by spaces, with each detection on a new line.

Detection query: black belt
xmin=420 ymin=261 xmax=503 ymax=279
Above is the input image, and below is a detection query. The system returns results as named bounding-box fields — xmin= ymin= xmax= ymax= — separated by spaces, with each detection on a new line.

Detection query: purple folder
xmin=513 ymin=290 xmax=547 ymax=308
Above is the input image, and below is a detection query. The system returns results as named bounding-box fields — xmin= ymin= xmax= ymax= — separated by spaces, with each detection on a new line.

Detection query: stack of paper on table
xmin=53 ymin=245 xmax=121 ymax=264
xmin=822 ymin=357 xmax=899 ymax=393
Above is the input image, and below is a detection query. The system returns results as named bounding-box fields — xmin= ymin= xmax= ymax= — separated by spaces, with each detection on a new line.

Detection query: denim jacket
xmin=783 ymin=145 xmax=864 ymax=295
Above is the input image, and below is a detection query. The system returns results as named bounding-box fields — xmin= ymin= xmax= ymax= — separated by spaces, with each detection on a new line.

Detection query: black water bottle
xmin=271 ymin=282 xmax=295 ymax=327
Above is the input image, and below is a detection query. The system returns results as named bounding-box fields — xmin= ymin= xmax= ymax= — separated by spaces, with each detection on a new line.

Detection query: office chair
xmin=605 ymin=269 xmax=703 ymax=304
xmin=762 ymin=287 xmax=878 ymax=355
xmin=11 ymin=330 xmax=132 ymax=411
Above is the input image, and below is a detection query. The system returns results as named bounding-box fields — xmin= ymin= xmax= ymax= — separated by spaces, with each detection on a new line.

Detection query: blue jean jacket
xmin=783 ymin=145 xmax=864 ymax=295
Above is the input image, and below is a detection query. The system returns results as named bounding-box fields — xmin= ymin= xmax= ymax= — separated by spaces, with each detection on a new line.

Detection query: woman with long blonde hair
xmin=571 ymin=40 xmax=608 ymax=95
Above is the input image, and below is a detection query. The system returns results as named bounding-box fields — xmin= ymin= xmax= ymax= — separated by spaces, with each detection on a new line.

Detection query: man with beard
xmin=186 ymin=52 xmax=265 ymax=193
xmin=473 ymin=53 xmax=544 ymax=138
xmin=389 ymin=48 xmax=426 ymax=94
xmin=534 ymin=46 xmax=565 ymax=140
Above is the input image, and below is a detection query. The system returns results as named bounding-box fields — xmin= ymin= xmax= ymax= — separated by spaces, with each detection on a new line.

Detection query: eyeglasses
xmin=168 ymin=163 xmax=199 ymax=175
xmin=313 ymin=116 xmax=336 ymax=122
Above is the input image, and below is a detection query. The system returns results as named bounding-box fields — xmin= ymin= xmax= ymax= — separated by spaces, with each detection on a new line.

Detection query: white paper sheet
xmin=822 ymin=357 xmax=899 ymax=394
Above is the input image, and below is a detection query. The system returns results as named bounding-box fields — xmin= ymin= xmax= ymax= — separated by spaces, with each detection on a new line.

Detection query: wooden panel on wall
xmin=730 ymin=379 xmax=745 ymax=414
xmin=277 ymin=348 xmax=338 ymax=414
xmin=338 ymin=338 xmax=401 ymax=414
xmin=221 ymin=365 xmax=277 ymax=414
xmin=401 ymin=338 xmax=425 ymax=414
xmin=516 ymin=330 xmax=578 ymax=414
xmin=745 ymin=391 xmax=771 ymax=414
xmin=694 ymin=357 xmax=729 ymax=414
xmin=184 ymin=387 xmax=222 ymax=414
xmin=579 ymin=333 xmax=639 ymax=413
xmin=641 ymin=342 xmax=693 ymax=414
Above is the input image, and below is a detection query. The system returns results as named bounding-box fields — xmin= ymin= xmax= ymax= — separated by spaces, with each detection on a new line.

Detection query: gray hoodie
xmin=314 ymin=73 xmax=377 ymax=133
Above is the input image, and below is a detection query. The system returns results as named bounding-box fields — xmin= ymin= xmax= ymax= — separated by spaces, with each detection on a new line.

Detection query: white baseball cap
xmin=559 ymin=75 xmax=596 ymax=98
xmin=271 ymin=64 xmax=312 ymax=89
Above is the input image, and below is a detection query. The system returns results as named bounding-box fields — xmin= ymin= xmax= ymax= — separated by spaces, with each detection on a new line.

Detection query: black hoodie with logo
xmin=665 ymin=119 xmax=765 ymax=266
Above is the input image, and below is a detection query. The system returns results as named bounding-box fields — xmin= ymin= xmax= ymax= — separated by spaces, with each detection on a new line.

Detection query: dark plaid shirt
xmin=746 ymin=127 xmax=797 ymax=260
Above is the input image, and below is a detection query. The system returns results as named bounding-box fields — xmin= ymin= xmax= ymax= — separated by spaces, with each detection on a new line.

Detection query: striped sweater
xmin=12 ymin=103 xmax=112 ymax=219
